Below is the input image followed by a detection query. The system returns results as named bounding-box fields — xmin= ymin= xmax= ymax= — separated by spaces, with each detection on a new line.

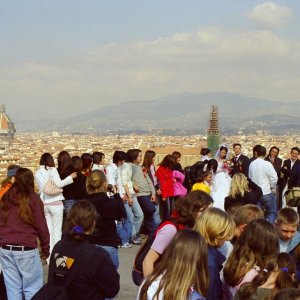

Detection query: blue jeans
xmin=116 ymin=203 xmax=133 ymax=244
xmin=260 ymin=193 xmax=277 ymax=224
xmin=128 ymin=194 xmax=144 ymax=237
xmin=153 ymin=203 xmax=161 ymax=227
xmin=95 ymin=245 xmax=119 ymax=269
xmin=63 ymin=199 xmax=76 ymax=216
xmin=0 ymin=248 xmax=43 ymax=300
xmin=137 ymin=195 xmax=157 ymax=234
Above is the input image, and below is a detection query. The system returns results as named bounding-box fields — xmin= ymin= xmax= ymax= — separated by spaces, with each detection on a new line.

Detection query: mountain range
xmin=14 ymin=92 xmax=300 ymax=134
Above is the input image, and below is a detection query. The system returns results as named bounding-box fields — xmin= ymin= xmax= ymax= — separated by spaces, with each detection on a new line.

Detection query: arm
xmin=267 ymin=163 xmax=278 ymax=188
xmin=113 ymin=193 xmax=127 ymax=220
xmin=51 ymin=168 xmax=74 ymax=188
xmin=146 ymin=173 xmax=156 ymax=196
xmin=142 ymin=249 xmax=161 ymax=277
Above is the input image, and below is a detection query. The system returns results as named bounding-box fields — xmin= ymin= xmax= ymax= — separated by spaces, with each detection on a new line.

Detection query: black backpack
xmin=184 ymin=161 xmax=208 ymax=191
xmin=32 ymin=253 xmax=81 ymax=300
xmin=132 ymin=219 xmax=178 ymax=286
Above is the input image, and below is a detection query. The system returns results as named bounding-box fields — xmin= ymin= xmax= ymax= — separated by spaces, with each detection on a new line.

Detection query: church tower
xmin=207 ymin=105 xmax=221 ymax=155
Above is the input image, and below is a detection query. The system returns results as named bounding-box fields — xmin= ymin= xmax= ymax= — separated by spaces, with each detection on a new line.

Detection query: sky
xmin=1 ymin=0 xmax=300 ymax=120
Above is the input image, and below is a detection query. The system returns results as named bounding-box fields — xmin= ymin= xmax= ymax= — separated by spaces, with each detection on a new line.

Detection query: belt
xmin=1 ymin=245 xmax=36 ymax=251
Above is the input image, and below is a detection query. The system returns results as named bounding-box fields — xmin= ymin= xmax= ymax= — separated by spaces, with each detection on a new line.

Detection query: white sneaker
xmin=120 ymin=242 xmax=132 ymax=248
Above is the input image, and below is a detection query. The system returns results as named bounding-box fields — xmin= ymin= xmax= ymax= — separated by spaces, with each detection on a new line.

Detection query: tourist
xmin=172 ymin=151 xmax=184 ymax=173
xmin=200 ymin=147 xmax=211 ymax=161
xmin=92 ymin=151 xmax=105 ymax=171
xmin=137 ymin=230 xmax=209 ymax=300
xmin=230 ymin=143 xmax=249 ymax=176
xmin=0 ymin=168 xmax=50 ymax=300
xmin=0 ymin=164 xmax=20 ymax=200
xmin=81 ymin=152 xmax=93 ymax=177
xmin=191 ymin=170 xmax=213 ymax=194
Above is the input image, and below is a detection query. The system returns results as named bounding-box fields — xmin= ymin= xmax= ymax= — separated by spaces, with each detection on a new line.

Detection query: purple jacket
xmin=173 ymin=170 xmax=187 ymax=197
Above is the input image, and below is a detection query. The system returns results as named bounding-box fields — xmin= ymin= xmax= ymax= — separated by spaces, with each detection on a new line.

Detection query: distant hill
xmin=14 ymin=92 xmax=300 ymax=134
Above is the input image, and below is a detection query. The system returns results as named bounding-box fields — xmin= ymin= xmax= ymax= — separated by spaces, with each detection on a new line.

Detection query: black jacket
xmin=231 ymin=154 xmax=249 ymax=176
xmin=49 ymin=236 xmax=120 ymax=300
xmin=281 ymin=159 xmax=300 ymax=189
xmin=85 ymin=192 xmax=126 ymax=248
xmin=224 ymin=179 xmax=262 ymax=212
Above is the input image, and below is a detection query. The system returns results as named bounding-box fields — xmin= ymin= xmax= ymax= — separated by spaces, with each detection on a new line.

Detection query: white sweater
xmin=35 ymin=165 xmax=73 ymax=204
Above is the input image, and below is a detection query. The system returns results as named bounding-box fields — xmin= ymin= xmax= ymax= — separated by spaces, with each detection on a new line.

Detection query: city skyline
xmin=1 ymin=1 xmax=300 ymax=121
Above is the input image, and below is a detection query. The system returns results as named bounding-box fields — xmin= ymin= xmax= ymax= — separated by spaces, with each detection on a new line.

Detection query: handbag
xmin=285 ymin=187 xmax=300 ymax=207
xmin=42 ymin=168 xmax=63 ymax=196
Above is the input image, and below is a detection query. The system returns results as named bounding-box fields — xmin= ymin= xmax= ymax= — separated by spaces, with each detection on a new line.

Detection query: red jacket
xmin=156 ymin=166 xmax=174 ymax=198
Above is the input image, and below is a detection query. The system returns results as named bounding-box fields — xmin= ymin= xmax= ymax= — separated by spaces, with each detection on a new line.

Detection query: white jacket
xmin=35 ymin=165 xmax=73 ymax=204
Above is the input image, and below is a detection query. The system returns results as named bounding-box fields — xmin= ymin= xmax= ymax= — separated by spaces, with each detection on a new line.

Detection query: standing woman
xmin=0 ymin=168 xmax=50 ymax=300
xmin=92 ymin=151 xmax=105 ymax=171
xmin=156 ymin=154 xmax=176 ymax=220
xmin=35 ymin=153 xmax=77 ymax=256
xmin=81 ymin=153 xmax=93 ymax=177
xmin=142 ymin=150 xmax=161 ymax=226
xmin=138 ymin=230 xmax=209 ymax=300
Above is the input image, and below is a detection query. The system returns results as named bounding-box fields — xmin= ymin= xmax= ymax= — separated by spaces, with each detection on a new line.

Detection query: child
xmin=191 ymin=170 xmax=213 ymax=194
xmin=194 ymin=207 xmax=235 ymax=300
xmin=275 ymin=208 xmax=300 ymax=281
xmin=138 ymin=230 xmax=209 ymax=300
xmin=223 ymin=218 xmax=279 ymax=300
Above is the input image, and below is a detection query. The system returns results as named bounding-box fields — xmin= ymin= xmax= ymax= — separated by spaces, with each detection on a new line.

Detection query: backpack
xmin=184 ymin=161 xmax=208 ymax=191
xmin=132 ymin=219 xmax=178 ymax=286
xmin=32 ymin=253 xmax=80 ymax=300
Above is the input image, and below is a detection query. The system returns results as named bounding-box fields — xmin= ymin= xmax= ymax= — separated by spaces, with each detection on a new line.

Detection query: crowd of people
xmin=0 ymin=144 xmax=300 ymax=299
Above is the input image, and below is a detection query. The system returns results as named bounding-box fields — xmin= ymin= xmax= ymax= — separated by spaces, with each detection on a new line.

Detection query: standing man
xmin=249 ymin=145 xmax=278 ymax=223
xmin=231 ymin=143 xmax=249 ymax=176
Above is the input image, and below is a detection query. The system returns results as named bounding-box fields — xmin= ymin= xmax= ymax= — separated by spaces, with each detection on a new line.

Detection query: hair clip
xmin=281 ymin=267 xmax=288 ymax=272
xmin=263 ymin=269 xmax=268 ymax=273
xmin=72 ymin=226 xmax=84 ymax=234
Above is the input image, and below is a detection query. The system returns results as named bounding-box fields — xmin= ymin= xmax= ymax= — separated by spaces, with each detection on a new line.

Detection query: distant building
xmin=0 ymin=105 xmax=16 ymax=152
xmin=207 ymin=105 xmax=221 ymax=155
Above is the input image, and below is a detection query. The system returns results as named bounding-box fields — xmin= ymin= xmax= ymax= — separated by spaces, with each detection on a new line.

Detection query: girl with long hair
xmin=48 ymin=200 xmax=120 ymax=299
xmin=35 ymin=152 xmax=77 ymax=257
xmin=142 ymin=191 xmax=213 ymax=279
xmin=194 ymin=207 xmax=235 ymax=300
xmin=138 ymin=230 xmax=209 ymax=300
xmin=235 ymin=252 xmax=297 ymax=300
xmin=0 ymin=168 xmax=49 ymax=300
xmin=85 ymin=170 xmax=126 ymax=269
xmin=223 ymin=218 xmax=279 ymax=299
xmin=225 ymin=173 xmax=262 ymax=212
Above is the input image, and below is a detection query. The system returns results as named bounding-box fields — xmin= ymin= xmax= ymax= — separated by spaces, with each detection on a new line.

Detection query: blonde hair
xmin=276 ymin=208 xmax=299 ymax=227
xmin=139 ymin=230 xmax=209 ymax=300
xmin=232 ymin=204 xmax=264 ymax=227
xmin=229 ymin=173 xmax=250 ymax=199
xmin=193 ymin=207 xmax=235 ymax=247
xmin=86 ymin=170 xmax=107 ymax=194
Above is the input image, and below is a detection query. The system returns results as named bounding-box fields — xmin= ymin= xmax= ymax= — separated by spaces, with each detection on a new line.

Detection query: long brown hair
xmin=0 ymin=168 xmax=35 ymax=226
xmin=238 ymin=253 xmax=297 ymax=300
xmin=142 ymin=150 xmax=156 ymax=170
xmin=139 ymin=230 xmax=209 ymax=300
xmin=223 ymin=218 xmax=279 ymax=287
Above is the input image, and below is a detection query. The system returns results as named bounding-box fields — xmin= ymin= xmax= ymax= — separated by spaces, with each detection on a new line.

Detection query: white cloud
xmin=247 ymin=2 xmax=293 ymax=28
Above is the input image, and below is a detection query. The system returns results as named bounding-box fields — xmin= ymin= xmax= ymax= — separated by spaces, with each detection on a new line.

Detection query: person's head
xmin=231 ymin=204 xmax=264 ymax=238
xmin=228 ymin=173 xmax=250 ymax=199
xmin=252 ymin=144 xmax=260 ymax=157
xmin=64 ymin=200 xmax=97 ymax=240
xmin=172 ymin=151 xmax=182 ymax=164
xmin=199 ymin=170 xmax=213 ymax=184
xmin=273 ymin=288 xmax=300 ymax=300
xmin=81 ymin=153 xmax=93 ymax=171
xmin=72 ymin=156 xmax=82 ymax=171
xmin=86 ymin=170 xmax=107 ymax=194
xmin=291 ymin=147 xmax=300 ymax=161
xmin=1 ymin=164 xmax=20 ymax=187
xmin=142 ymin=150 xmax=156 ymax=170
xmin=127 ymin=149 xmax=142 ymax=164
xmin=57 ymin=151 xmax=72 ymax=175
xmin=219 ymin=146 xmax=228 ymax=159
xmin=139 ymin=229 xmax=209 ymax=300
xmin=159 ymin=154 xmax=176 ymax=169
xmin=233 ymin=143 xmax=242 ymax=156
xmin=112 ymin=150 xmax=127 ymax=166
xmin=0 ymin=168 xmax=35 ymax=226
xmin=269 ymin=146 xmax=280 ymax=159
xmin=223 ymin=218 xmax=279 ymax=287
xmin=207 ymin=159 xmax=218 ymax=174
xmin=238 ymin=252 xmax=297 ymax=300
xmin=255 ymin=145 xmax=266 ymax=158
xmin=194 ymin=207 xmax=235 ymax=247
xmin=200 ymin=148 xmax=211 ymax=157
xmin=174 ymin=190 xmax=213 ymax=227
xmin=39 ymin=153 xmax=55 ymax=168
xmin=275 ymin=208 xmax=299 ymax=241
xmin=92 ymin=151 xmax=105 ymax=165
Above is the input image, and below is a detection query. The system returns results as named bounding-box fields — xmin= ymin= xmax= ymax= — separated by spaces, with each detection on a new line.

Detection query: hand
xmin=133 ymin=183 xmax=140 ymax=193
xmin=156 ymin=189 xmax=162 ymax=195
xmin=150 ymin=195 xmax=156 ymax=202
xmin=128 ymin=196 xmax=133 ymax=206
xmin=71 ymin=172 xmax=77 ymax=179
xmin=40 ymin=252 xmax=49 ymax=260
xmin=162 ymin=197 xmax=167 ymax=202
xmin=122 ymin=195 xmax=128 ymax=203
